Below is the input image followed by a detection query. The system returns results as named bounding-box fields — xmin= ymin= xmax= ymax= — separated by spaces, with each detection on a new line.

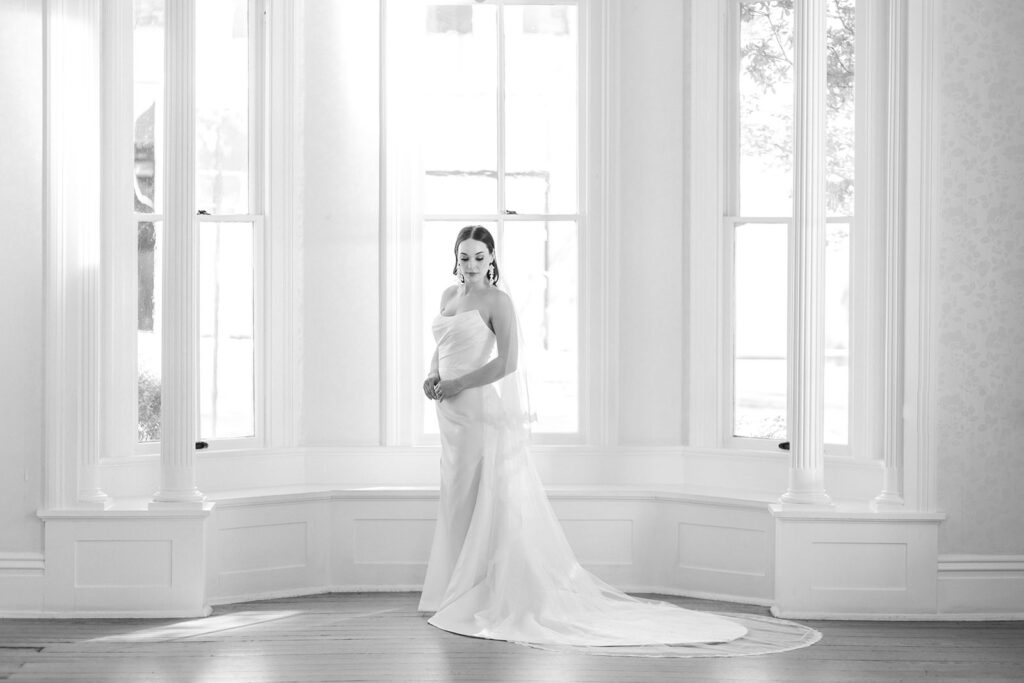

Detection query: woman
xmin=417 ymin=226 xmax=819 ymax=657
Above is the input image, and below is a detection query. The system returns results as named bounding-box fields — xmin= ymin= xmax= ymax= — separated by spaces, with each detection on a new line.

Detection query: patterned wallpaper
xmin=935 ymin=0 xmax=1024 ymax=555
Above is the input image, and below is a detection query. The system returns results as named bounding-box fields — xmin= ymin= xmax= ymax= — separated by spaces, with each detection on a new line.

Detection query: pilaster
xmin=44 ymin=0 xmax=110 ymax=510
xmin=101 ymin=0 xmax=138 ymax=465
xmin=874 ymin=0 xmax=907 ymax=510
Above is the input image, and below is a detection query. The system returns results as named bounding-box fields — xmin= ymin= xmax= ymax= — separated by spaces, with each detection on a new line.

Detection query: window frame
xmin=383 ymin=0 xmax=615 ymax=449
xmin=120 ymin=0 xmax=269 ymax=456
xmin=691 ymin=0 xmax=884 ymax=460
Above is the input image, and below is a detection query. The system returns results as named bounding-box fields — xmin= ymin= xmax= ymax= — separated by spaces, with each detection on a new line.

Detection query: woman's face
xmin=457 ymin=238 xmax=493 ymax=283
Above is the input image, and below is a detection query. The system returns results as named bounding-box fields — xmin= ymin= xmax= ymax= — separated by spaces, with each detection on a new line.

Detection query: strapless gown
xmin=417 ymin=310 xmax=819 ymax=657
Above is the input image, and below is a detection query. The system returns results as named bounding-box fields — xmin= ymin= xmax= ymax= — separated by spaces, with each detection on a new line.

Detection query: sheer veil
xmin=490 ymin=274 xmax=537 ymax=447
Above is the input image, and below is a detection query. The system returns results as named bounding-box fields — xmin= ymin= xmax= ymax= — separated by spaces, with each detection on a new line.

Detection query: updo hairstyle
xmin=452 ymin=225 xmax=500 ymax=286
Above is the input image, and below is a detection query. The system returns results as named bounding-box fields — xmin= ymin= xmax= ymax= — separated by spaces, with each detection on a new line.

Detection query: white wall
xmin=301 ymin=0 xmax=382 ymax=446
xmin=617 ymin=0 xmax=688 ymax=445
xmin=0 ymin=0 xmax=44 ymax=553
xmin=935 ymin=0 xmax=1024 ymax=555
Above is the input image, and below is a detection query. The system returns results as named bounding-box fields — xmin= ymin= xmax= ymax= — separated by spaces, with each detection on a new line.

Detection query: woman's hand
xmin=423 ymin=373 xmax=440 ymax=400
xmin=433 ymin=378 xmax=464 ymax=402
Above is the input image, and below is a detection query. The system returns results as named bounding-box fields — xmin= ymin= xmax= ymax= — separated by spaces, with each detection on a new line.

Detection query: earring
xmin=457 ymin=265 xmax=465 ymax=284
xmin=487 ymin=263 xmax=495 ymax=284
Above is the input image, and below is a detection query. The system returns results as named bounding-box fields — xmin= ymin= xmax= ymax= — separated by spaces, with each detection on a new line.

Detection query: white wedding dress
xmin=418 ymin=308 xmax=820 ymax=657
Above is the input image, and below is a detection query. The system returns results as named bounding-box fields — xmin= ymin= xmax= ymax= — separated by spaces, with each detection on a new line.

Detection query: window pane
xmin=133 ymin=0 xmax=164 ymax=214
xmin=421 ymin=221 xmax=498 ymax=435
xmin=422 ymin=4 xmax=498 ymax=215
xmin=196 ymin=0 xmax=250 ymax=215
xmin=138 ymin=220 xmax=162 ymax=442
xmin=827 ymin=0 xmax=855 ymax=216
xmin=199 ymin=221 xmax=255 ymax=439
xmin=739 ymin=1 xmax=793 ymax=217
xmin=733 ymin=222 xmax=787 ymax=439
xmin=504 ymin=5 xmax=578 ymax=215
xmin=825 ymin=222 xmax=849 ymax=444
xmin=501 ymin=221 xmax=578 ymax=433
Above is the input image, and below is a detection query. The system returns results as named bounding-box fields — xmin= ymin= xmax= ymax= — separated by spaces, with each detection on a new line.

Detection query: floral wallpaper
xmin=935 ymin=0 xmax=1024 ymax=555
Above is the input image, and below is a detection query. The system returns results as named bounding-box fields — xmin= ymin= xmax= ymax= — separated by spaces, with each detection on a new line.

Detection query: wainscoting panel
xmin=772 ymin=507 xmax=944 ymax=617
xmin=75 ymin=540 xmax=173 ymax=587
xmin=38 ymin=509 xmax=212 ymax=617
xmin=560 ymin=519 xmax=634 ymax=566
xmin=207 ymin=498 xmax=330 ymax=605
xmin=550 ymin=498 xmax=651 ymax=587
xmin=352 ymin=518 xmax=436 ymax=565
xmin=331 ymin=497 xmax=438 ymax=589
xmin=658 ymin=500 xmax=774 ymax=603
xmin=20 ymin=489 xmax=973 ymax=618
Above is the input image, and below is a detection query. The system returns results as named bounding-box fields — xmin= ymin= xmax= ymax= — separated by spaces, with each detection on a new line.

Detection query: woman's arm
xmin=435 ymin=292 xmax=517 ymax=400
xmin=424 ymin=286 xmax=457 ymax=400
xmin=428 ymin=347 xmax=440 ymax=380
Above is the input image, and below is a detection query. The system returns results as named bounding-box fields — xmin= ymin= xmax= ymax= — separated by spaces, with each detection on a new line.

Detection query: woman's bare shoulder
xmin=483 ymin=286 xmax=514 ymax=316
xmin=437 ymin=284 xmax=460 ymax=312
xmin=481 ymin=284 xmax=509 ymax=303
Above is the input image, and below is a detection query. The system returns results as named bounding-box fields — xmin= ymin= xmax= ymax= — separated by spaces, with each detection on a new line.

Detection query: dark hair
xmin=452 ymin=225 xmax=500 ymax=286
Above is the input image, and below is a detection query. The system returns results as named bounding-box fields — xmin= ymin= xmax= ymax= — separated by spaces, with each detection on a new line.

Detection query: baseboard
xmin=208 ymin=585 xmax=334 ymax=606
xmin=770 ymin=607 xmax=1024 ymax=621
xmin=0 ymin=552 xmax=44 ymax=574
xmin=620 ymin=585 xmax=775 ymax=608
xmin=768 ymin=554 xmax=1024 ymax=621
xmin=209 ymin=583 xmax=773 ymax=611
xmin=937 ymin=554 xmax=1024 ymax=617
xmin=0 ymin=606 xmax=213 ymax=619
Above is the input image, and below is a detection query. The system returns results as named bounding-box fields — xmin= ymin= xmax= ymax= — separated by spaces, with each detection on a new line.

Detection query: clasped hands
xmin=423 ymin=373 xmax=464 ymax=402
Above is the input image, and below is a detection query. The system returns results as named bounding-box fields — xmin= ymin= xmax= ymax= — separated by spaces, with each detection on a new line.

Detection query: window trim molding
xmin=687 ymin=0 xmax=728 ymax=450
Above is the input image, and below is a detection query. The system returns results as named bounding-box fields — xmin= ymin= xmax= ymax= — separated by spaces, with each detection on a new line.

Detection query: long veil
xmin=426 ymin=275 xmax=822 ymax=658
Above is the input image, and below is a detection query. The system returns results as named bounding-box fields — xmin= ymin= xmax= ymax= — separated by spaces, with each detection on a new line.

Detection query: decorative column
xmin=44 ymin=0 xmax=110 ymax=510
xmin=101 ymin=0 xmax=138 ymax=464
xmin=873 ymin=0 xmax=907 ymax=511
xmin=151 ymin=0 xmax=204 ymax=508
xmin=780 ymin=0 xmax=832 ymax=506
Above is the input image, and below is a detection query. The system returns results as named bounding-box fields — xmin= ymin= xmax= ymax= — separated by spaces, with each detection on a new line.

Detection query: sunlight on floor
xmin=87 ymin=610 xmax=302 ymax=643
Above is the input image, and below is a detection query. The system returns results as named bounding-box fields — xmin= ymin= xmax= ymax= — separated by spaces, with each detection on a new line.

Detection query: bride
xmin=416 ymin=225 xmax=815 ymax=656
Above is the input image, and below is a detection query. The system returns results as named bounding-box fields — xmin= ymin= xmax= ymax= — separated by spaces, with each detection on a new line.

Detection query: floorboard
xmin=1 ymin=593 xmax=1022 ymax=682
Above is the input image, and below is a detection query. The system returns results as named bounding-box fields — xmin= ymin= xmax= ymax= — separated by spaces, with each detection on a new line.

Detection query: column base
xmin=75 ymin=496 xmax=113 ymax=511
xmin=871 ymin=491 xmax=905 ymax=511
xmin=150 ymin=489 xmax=207 ymax=510
xmin=779 ymin=489 xmax=834 ymax=507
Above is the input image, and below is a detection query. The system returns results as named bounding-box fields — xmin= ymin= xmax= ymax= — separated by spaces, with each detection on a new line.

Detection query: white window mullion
xmin=497 ymin=1 xmax=507 ymax=216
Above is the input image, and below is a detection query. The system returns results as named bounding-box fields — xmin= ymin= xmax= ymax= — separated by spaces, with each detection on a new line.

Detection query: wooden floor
xmin=1 ymin=593 xmax=1022 ymax=682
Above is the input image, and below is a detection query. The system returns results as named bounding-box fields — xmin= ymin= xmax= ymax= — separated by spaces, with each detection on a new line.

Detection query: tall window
xmin=728 ymin=0 xmax=854 ymax=450
xmin=134 ymin=0 xmax=262 ymax=447
xmin=415 ymin=2 xmax=580 ymax=436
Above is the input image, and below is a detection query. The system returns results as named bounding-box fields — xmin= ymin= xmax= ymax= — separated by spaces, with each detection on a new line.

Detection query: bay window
xmin=717 ymin=0 xmax=868 ymax=457
xmin=128 ymin=0 xmax=265 ymax=452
